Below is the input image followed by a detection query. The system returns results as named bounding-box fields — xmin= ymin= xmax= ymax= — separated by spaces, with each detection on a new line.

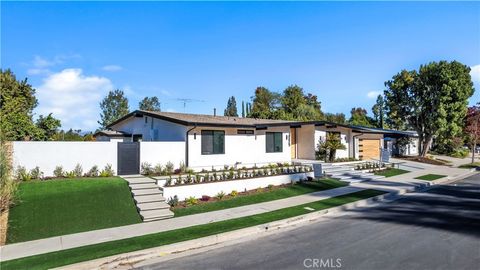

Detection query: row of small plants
xmin=163 ymin=165 xmax=313 ymax=187
xmin=15 ymin=164 xmax=115 ymax=181
xmin=354 ymin=162 xmax=386 ymax=171
xmin=167 ymin=183 xmax=285 ymax=207
xmin=331 ymin=157 xmax=360 ymax=163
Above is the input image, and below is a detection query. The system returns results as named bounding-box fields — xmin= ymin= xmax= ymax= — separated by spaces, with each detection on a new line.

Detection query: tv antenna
xmin=175 ymin=98 xmax=205 ymax=112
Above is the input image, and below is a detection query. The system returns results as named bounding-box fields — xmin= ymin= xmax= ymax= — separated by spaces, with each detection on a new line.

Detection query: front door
xmin=290 ymin=128 xmax=297 ymax=159
xmin=117 ymin=142 xmax=140 ymax=175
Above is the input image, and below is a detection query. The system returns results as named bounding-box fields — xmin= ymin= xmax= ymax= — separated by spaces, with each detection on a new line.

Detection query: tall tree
xmin=384 ymin=61 xmax=474 ymax=156
xmin=324 ymin=113 xmax=347 ymax=124
xmin=371 ymin=95 xmax=385 ymax=128
xmin=349 ymin=107 xmax=374 ymax=127
xmin=0 ymin=69 xmax=39 ymax=140
xmin=224 ymin=96 xmax=238 ymax=117
xmin=35 ymin=113 xmax=61 ymax=141
xmin=139 ymin=96 xmax=161 ymax=111
xmin=465 ymin=104 xmax=480 ymax=163
xmin=98 ymin=89 xmax=129 ymax=129
xmin=279 ymin=85 xmax=323 ymax=121
xmin=249 ymin=87 xmax=280 ymax=119
xmin=241 ymin=101 xmax=245 ymax=118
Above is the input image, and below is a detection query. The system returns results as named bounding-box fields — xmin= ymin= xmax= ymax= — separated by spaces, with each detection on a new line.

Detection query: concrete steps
xmin=322 ymin=164 xmax=386 ymax=183
xmin=121 ymin=175 xmax=174 ymax=222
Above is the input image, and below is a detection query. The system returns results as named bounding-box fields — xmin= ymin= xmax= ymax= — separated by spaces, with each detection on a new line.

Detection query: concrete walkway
xmin=1 ymin=186 xmax=363 ymax=261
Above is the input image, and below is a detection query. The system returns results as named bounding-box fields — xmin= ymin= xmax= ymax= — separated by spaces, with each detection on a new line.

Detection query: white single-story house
xmin=94 ymin=110 xmax=419 ymax=174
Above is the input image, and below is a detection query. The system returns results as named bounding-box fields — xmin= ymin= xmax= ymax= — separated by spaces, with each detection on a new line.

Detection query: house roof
xmin=93 ymin=130 xmax=131 ymax=137
xmin=107 ymin=110 xmax=298 ymax=128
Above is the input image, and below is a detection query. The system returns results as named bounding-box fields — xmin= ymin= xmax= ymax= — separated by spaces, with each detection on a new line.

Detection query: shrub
xmin=450 ymin=148 xmax=469 ymax=158
xmin=153 ymin=164 xmax=163 ymax=175
xmin=165 ymin=161 xmax=174 ymax=175
xmin=216 ymin=191 xmax=226 ymax=200
xmin=100 ymin=164 xmax=114 ymax=177
xmin=53 ymin=166 xmax=64 ymax=178
xmin=65 ymin=171 xmax=76 ymax=178
xmin=141 ymin=162 xmax=153 ymax=175
xmin=86 ymin=165 xmax=99 ymax=177
xmin=185 ymin=196 xmax=198 ymax=206
xmin=73 ymin=164 xmax=83 ymax=177
xmin=16 ymin=166 xmax=31 ymax=181
xmin=230 ymin=190 xmax=238 ymax=197
xmin=30 ymin=166 xmax=43 ymax=180
xmin=224 ymin=165 xmax=229 ymax=170
xmin=167 ymin=195 xmax=179 ymax=207
xmin=267 ymin=184 xmax=274 ymax=190
xmin=200 ymin=195 xmax=211 ymax=201
xmin=179 ymin=161 xmax=186 ymax=173
xmin=165 ymin=175 xmax=173 ymax=186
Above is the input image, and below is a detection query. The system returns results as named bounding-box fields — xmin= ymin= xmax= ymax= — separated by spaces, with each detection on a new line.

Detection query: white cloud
xmin=471 ymin=65 xmax=480 ymax=84
xmin=35 ymin=69 xmax=113 ymax=131
xmin=367 ymin=91 xmax=381 ymax=99
xmin=102 ymin=65 xmax=123 ymax=72
xmin=27 ymin=54 xmax=81 ymax=76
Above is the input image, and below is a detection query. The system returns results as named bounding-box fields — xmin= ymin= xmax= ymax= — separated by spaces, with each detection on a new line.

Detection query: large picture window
xmin=201 ymin=130 xmax=225 ymax=155
xmin=266 ymin=132 xmax=283 ymax=153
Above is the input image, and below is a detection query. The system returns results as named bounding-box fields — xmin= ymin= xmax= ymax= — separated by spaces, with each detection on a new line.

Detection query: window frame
xmin=266 ymin=132 xmax=283 ymax=153
xmin=201 ymin=130 xmax=225 ymax=155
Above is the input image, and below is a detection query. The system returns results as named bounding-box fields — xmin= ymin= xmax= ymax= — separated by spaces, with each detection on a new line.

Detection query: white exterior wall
xmin=314 ymin=127 xmax=350 ymax=159
xmin=139 ymin=142 xmax=185 ymax=168
xmin=163 ymin=172 xmax=314 ymax=201
xmin=111 ymin=116 xmax=187 ymax=142
xmin=296 ymin=124 xmax=315 ymax=159
xmin=187 ymin=126 xmax=291 ymax=170
xmin=12 ymin=142 xmax=118 ymax=177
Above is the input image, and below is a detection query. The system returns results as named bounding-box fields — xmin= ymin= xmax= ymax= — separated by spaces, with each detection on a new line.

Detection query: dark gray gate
xmin=117 ymin=142 xmax=140 ymax=175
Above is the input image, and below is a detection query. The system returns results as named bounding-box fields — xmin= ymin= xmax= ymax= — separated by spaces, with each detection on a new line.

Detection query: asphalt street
xmin=137 ymin=175 xmax=480 ymax=270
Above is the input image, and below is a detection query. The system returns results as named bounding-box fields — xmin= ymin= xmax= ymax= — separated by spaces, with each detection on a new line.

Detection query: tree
xmin=384 ymin=61 xmax=474 ymax=156
xmin=98 ymin=89 xmax=130 ymax=129
xmin=35 ymin=114 xmax=61 ymax=141
xmin=349 ymin=107 xmax=374 ymax=127
xmin=0 ymin=69 xmax=39 ymax=140
xmin=465 ymin=104 xmax=480 ymax=163
xmin=224 ymin=96 xmax=238 ymax=117
xmin=280 ymin=85 xmax=323 ymax=121
xmin=316 ymin=132 xmax=346 ymax=162
xmin=371 ymin=95 xmax=385 ymax=128
xmin=139 ymin=96 xmax=161 ymax=111
xmin=249 ymin=87 xmax=280 ymax=119
xmin=324 ymin=113 xmax=347 ymax=124
xmin=241 ymin=101 xmax=245 ymax=118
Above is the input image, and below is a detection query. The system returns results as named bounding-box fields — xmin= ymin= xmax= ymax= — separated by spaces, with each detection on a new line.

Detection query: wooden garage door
xmin=359 ymin=139 xmax=380 ymax=160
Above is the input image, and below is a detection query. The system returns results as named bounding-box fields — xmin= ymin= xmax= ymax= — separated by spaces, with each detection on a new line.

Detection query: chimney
xmin=214 ymin=108 xmax=216 ymax=116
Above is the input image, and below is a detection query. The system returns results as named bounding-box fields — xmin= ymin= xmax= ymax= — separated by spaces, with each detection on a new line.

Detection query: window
xmin=201 ymin=130 xmax=225 ymax=155
xmin=266 ymin=132 xmax=283 ymax=153
xmin=237 ymin=129 xmax=254 ymax=135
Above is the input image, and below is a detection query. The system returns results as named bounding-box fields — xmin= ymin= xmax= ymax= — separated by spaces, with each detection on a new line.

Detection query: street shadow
xmin=342 ymin=183 xmax=480 ymax=238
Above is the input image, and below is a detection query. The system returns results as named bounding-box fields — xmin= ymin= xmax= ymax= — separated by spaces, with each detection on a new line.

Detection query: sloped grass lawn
xmin=374 ymin=168 xmax=410 ymax=178
xmin=174 ymin=178 xmax=347 ymax=217
xmin=7 ymin=178 xmax=141 ymax=244
xmin=414 ymin=174 xmax=446 ymax=181
xmin=1 ymin=189 xmax=385 ymax=270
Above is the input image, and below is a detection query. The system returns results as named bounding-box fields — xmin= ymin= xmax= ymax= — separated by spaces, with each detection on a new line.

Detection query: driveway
xmin=137 ymin=174 xmax=480 ymax=270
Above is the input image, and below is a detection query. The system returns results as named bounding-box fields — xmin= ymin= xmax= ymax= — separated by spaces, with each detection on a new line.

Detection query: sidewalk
xmin=1 ymin=186 xmax=363 ymax=261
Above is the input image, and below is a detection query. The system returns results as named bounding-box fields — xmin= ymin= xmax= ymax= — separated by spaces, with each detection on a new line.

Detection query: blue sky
xmin=2 ymin=1 xmax=480 ymax=131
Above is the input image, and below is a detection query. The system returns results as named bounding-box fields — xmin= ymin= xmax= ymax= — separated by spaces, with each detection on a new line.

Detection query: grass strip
xmin=1 ymin=189 xmax=385 ymax=270
xmin=7 ymin=178 xmax=142 ymax=243
xmin=174 ymin=179 xmax=347 ymax=217
xmin=374 ymin=168 xmax=410 ymax=178
xmin=414 ymin=174 xmax=446 ymax=181
xmin=458 ymin=162 xmax=480 ymax=169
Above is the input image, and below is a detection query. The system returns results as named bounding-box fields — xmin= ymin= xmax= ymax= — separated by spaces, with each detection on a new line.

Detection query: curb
xmin=54 ymin=189 xmax=415 ymax=270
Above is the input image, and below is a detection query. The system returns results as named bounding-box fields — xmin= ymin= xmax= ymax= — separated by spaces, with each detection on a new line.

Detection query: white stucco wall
xmin=162 ymin=172 xmax=314 ymax=201
xmin=139 ymin=142 xmax=185 ymax=168
xmin=12 ymin=141 xmax=118 ymax=177
xmin=314 ymin=127 xmax=350 ymax=159
xmin=187 ymin=126 xmax=291 ymax=170
xmin=111 ymin=116 xmax=187 ymax=142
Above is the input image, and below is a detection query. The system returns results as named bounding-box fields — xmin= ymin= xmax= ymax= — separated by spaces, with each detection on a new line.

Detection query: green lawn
xmin=7 ymin=178 xmax=142 ymax=244
xmin=1 ymin=189 xmax=385 ymax=270
xmin=174 ymin=179 xmax=347 ymax=217
xmin=414 ymin=174 xmax=446 ymax=181
xmin=374 ymin=168 xmax=410 ymax=178
xmin=458 ymin=162 xmax=480 ymax=169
